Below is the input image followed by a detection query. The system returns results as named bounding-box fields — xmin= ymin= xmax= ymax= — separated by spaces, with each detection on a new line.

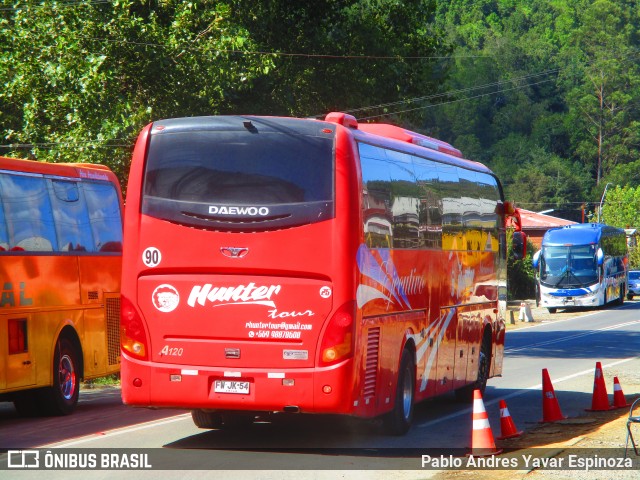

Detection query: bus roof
xmin=542 ymin=223 xmax=624 ymax=246
xmin=0 ymin=156 xmax=115 ymax=181
xmin=148 ymin=113 xmax=496 ymax=177
xmin=324 ymin=112 xmax=495 ymax=175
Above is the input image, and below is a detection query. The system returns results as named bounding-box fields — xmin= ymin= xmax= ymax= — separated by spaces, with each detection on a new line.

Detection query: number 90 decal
xmin=143 ymin=247 xmax=162 ymax=267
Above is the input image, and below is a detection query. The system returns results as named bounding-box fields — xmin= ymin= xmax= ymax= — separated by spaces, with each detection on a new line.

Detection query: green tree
xmin=558 ymin=0 xmax=640 ymax=185
xmin=507 ymin=228 xmax=536 ymax=300
xmin=503 ymin=147 xmax=593 ymax=212
xmin=599 ymin=185 xmax=640 ymax=228
xmin=1 ymin=1 xmax=444 ymax=184
xmin=429 ymin=0 xmax=640 ymax=218
xmin=228 ymin=0 xmax=442 ymax=119
xmin=0 ymin=1 xmax=273 ymax=182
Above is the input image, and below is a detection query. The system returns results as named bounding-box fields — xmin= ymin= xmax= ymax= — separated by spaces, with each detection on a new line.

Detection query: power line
xmin=0 ymin=70 xmax=561 ymax=151
xmin=355 ymin=77 xmax=557 ymax=121
xmin=0 ymin=0 xmax=111 ymax=11
xmin=342 ymin=69 xmax=560 ymax=118
xmin=352 ymin=70 xmax=560 ymax=112
xmin=75 ymin=35 xmax=496 ymax=60
xmin=0 ymin=140 xmax=132 ymax=149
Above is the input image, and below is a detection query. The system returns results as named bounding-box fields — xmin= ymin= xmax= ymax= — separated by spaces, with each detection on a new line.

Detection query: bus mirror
xmin=532 ymin=250 xmax=540 ymax=268
xmin=512 ymin=231 xmax=527 ymax=260
xmin=596 ymin=248 xmax=604 ymax=266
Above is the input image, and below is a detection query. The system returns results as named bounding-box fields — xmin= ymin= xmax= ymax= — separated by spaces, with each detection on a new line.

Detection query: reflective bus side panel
xmin=0 ymin=156 xmax=123 ymax=416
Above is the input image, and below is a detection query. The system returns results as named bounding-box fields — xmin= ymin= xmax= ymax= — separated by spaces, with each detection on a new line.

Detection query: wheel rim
xmin=401 ymin=366 xmax=413 ymax=420
xmin=58 ymin=354 xmax=76 ymax=401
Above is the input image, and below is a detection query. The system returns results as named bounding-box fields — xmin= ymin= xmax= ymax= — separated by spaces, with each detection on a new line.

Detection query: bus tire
xmin=455 ymin=332 xmax=491 ymax=402
xmin=38 ymin=337 xmax=80 ymax=415
xmin=548 ymin=308 xmax=557 ymax=314
xmin=13 ymin=390 xmax=41 ymax=417
xmin=382 ymin=348 xmax=415 ymax=435
xmin=628 ymin=294 xmax=634 ymax=300
xmin=191 ymin=409 xmax=223 ymax=429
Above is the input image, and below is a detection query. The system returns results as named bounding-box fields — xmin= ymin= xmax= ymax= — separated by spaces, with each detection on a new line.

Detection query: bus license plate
xmin=214 ymin=380 xmax=250 ymax=395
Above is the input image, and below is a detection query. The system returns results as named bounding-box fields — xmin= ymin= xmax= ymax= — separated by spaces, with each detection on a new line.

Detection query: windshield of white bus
xmin=540 ymin=244 xmax=598 ymax=287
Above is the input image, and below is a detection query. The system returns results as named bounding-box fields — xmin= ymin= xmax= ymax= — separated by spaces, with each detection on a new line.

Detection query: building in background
xmin=509 ymin=209 xmax=577 ymax=249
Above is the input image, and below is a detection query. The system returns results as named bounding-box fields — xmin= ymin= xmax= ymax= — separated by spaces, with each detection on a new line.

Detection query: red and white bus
xmin=121 ymin=113 xmax=524 ymax=434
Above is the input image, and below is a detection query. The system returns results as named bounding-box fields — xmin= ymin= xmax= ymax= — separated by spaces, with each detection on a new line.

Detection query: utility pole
xmin=598 ymin=183 xmax=613 ymax=223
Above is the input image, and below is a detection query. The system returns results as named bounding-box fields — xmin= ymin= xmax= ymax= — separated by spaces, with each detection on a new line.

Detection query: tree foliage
xmin=2 ymin=0 xmax=640 ymax=220
xmin=507 ymin=229 xmax=537 ymax=300
xmin=429 ymin=0 xmax=640 ymax=215
xmin=0 ymin=1 xmax=273 ymax=182
xmin=600 ymin=186 xmax=640 ymax=229
xmin=0 ymin=0 xmax=442 ymax=185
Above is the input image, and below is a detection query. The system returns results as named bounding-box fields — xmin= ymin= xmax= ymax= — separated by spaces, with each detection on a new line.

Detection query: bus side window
xmin=49 ymin=179 xmax=93 ymax=252
xmin=82 ymin=182 xmax=123 ymax=253
xmin=412 ymin=157 xmax=442 ymax=249
xmin=0 ymin=173 xmax=57 ymax=251
xmin=0 ymin=180 xmax=10 ymax=251
xmin=438 ymin=164 xmax=461 ymax=250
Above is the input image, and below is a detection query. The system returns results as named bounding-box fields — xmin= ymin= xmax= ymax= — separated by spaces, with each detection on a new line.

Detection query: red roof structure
xmin=510 ymin=209 xmax=577 ymax=249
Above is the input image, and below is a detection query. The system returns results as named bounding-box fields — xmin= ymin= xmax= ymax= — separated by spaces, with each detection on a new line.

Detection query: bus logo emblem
xmin=152 ymin=284 xmax=180 ymax=313
xmin=221 ymin=247 xmax=249 ymax=258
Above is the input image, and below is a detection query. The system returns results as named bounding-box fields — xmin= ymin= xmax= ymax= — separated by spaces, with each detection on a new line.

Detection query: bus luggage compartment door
xmin=138 ymin=275 xmax=334 ymax=369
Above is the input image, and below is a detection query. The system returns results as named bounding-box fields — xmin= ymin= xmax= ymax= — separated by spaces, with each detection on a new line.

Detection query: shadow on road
xmin=0 ymin=386 xmax=185 ymax=449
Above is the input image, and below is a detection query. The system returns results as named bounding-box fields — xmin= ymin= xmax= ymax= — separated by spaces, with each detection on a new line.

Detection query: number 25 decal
xmin=143 ymin=247 xmax=162 ymax=267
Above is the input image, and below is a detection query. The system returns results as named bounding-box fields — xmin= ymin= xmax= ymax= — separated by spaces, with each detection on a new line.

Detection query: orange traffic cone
xmin=540 ymin=368 xmax=567 ymax=423
xmin=469 ymin=389 xmax=502 ymax=456
xmin=586 ymin=361 xmax=612 ymax=411
xmin=611 ymin=376 xmax=631 ymax=409
xmin=497 ymin=399 xmax=523 ymax=439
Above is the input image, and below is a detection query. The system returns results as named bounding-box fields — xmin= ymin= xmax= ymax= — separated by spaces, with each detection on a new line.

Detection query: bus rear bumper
xmin=120 ymin=353 xmax=354 ymax=415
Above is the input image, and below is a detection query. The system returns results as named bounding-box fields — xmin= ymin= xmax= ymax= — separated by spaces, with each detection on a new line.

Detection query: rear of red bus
xmin=120 ymin=116 xmax=363 ymax=418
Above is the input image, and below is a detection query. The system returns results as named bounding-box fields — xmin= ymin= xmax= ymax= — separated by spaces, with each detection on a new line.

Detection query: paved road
xmin=2 ymin=302 xmax=639 ymax=479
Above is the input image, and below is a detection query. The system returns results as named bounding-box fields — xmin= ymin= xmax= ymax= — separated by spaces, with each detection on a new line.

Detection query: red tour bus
xmin=121 ymin=112 xmax=525 ymax=434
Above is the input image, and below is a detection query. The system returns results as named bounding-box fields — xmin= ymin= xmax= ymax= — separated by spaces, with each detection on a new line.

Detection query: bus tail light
xmin=319 ymin=302 xmax=355 ymax=367
xmin=121 ymin=295 xmax=148 ymax=360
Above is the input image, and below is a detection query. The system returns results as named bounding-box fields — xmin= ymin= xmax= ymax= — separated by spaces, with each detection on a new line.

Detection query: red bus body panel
xmin=121 ymin=116 xmax=506 ymax=420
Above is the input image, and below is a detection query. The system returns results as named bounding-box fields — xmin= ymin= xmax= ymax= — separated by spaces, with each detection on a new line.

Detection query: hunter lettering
xmin=187 ymin=283 xmax=281 ymax=308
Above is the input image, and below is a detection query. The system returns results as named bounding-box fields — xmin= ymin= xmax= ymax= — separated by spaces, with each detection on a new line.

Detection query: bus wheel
xmin=548 ymin=308 xmax=557 ymax=314
xmin=39 ymin=338 xmax=80 ymax=415
xmin=191 ymin=409 xmax=223 ymax=429
xmin=13 ymin=391 xmax=41 ymax=417
xmin=382 ymin=348 xmax=415 ymax=435
xmin=455 ymin=334 xmax=491 ymax=402
xmin=628 ymin=294 xmax=634 ymax=300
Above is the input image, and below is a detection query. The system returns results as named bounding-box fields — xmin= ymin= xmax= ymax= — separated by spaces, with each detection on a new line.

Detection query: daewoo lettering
xmin=208 ymin=206 xmax=269 ymax=216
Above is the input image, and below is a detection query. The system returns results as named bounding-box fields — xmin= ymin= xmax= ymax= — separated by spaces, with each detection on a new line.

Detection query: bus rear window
xmin=142 ymin=120 xmax=335 ymax=231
